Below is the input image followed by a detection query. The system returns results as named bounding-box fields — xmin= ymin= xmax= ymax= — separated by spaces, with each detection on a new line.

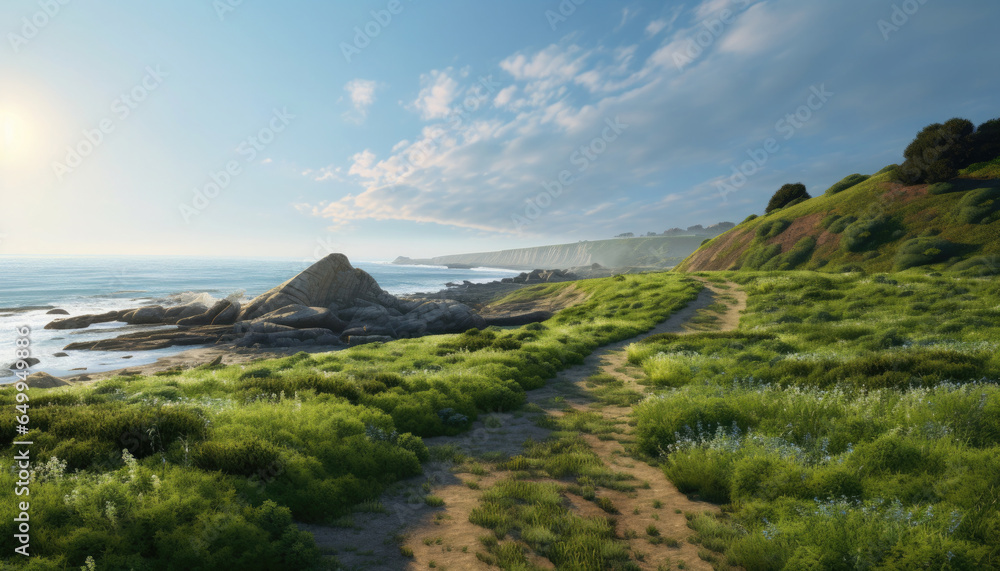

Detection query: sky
xmin=0 ymin=0 xmax=997 ymax=261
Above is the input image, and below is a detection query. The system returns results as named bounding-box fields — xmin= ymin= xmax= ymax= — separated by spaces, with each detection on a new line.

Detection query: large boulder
xmin=123 ymin=306 xmax=166 ymax=325
xmin=247 ymin=304 xmax=346 ymax=332
xmin=239 ymin=254 xmax=401 ymax=321
xmin=24 ymin=372 xmax=70 ymax=389
xmin=178 ymin=300 xmax=239 ymax=326
xmin=163 ymin=303 xmax=209 ymax=323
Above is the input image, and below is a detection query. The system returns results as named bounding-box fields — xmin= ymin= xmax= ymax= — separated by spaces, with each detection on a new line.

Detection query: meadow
xmin=0 ymin=273 xmax=701 ymax=570
xmin=631 ymin=271 xmax=1000 ymax=569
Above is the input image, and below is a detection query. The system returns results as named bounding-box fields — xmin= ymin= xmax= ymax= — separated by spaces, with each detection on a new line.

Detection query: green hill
xmin=677 ymin=158 xmax=1000 ymax=274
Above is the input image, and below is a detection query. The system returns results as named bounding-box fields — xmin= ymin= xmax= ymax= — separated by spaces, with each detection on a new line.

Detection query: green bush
xmin=755 ymin=218 xmax=791 ymax=240
xmin=827 ymin=215 xmax=857 ymax=234
xmin=824 ymin=173 xmax=869 ymax=196
xmin=766 ymin=183 xmax=810 ymax=213
xmin=956 ymin=187 xmax=1000 ymax=224
xmin=893 ymin=237 xmax=961 ymax=270
xmin=841 ymin=216 xmax=896 ymax=252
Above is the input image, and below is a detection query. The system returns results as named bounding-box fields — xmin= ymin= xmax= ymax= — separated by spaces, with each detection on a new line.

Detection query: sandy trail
xmin=305 ymin=280 xmax=747 ymax=570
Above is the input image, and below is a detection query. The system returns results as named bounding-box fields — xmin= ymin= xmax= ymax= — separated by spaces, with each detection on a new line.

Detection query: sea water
xmin=0 ymin=256 xmax=520 ymax=383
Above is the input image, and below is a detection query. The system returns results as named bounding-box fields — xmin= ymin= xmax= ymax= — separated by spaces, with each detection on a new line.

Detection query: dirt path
xmin=306 ymin=280 xmax=747 ymax=570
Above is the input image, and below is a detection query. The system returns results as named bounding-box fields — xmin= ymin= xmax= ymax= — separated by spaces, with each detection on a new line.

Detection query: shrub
xmin=956 ymin=187 xmax=1000 ymax=224
xmin=827 ymin=215 xmax=857 ymax=234
xmin=893 ymin=237 xmax=961 ymax=270
xmin=824 ymin=174 xmax=869 ymax=196
xmin=742 ymin=214 xmax=759 ymax=224
xmin=755 ymin=218 xmax=791 ymax=240
xmin=741 ymin=243 xmax=782 ymax=270
xmin=894 ymin=118 xmax=975 ymax=184
xmin=766 ymin=183 xmax=810 ymax=213
xmin=840 ymin=216 xmax=895 ymax=252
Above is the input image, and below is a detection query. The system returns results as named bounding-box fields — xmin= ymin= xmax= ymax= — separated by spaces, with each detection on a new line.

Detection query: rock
xmin=122 ymin=355 xmax=133 ymax=359
xmin=235 ymin=327 xmax=341 ymax=348
xmin=24 ymin=372 xmax=69 ymax=388
xmin=211 ymin=301 xmax=240 ymax=325
xmin=239 ymin=254 xmax=401 ymax=321
xmin=206 ymin=355 xmax=223 ymax=367
xmin=163 ymin=303 xmax=209 ymax=323
xmin=53 ymin=352 xmax=69 ymax=358
xmin=248 ymin=305 xmax=345 ymax=331
xmin=47 ymin=308 xmax=70 ymax=315
xmin=6 ymin=357 xmax=40 ymax=369
xmin=64 ymin=325 xmax=233 ymax=351
xmin=45 ymin=310 xmax=128 ymax=330
xmin=178 ymin=300 xmax=239 ymax=326
xmin=123 ymin=306 xmax=166 ymax=325
xmin=70 ymin=367 xmax=87 ymax=371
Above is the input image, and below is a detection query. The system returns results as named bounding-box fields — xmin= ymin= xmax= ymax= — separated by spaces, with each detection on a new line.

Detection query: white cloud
xmin=412 ymin=69 xmax=459 ymax=120
xmin=494 ymin=85 xmax=517 ymax=108
xmin=343 ymin=79 xmax=377 ymax=123
xmin=646 ymin=19 xmax=668 ymax=36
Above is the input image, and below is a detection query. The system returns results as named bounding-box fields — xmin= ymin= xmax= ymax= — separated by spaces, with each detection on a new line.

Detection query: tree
xmin=765 ymin=183 xmax=810 ymax=214
xmin=894 ymin=118 xmax=974 ymax=184
xmin=970 ymin=118 xmax=1000 ymax=163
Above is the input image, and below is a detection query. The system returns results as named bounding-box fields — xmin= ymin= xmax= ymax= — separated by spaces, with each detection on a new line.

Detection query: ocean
xmin=0 ymin=256 xmax=521 ymax=383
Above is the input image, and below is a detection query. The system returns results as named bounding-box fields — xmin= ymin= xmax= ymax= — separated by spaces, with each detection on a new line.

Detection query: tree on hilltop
xmin=766 ymin=183 xmax=810 ymax=214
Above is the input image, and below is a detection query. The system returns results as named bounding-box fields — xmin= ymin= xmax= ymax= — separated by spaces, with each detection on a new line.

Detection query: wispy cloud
xmin=343 ymin=79 xmax=378 ymax=123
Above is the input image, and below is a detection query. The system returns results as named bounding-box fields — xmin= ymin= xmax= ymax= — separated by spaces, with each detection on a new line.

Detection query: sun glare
xmin=0 ymin=110 xmax=33 ymax=164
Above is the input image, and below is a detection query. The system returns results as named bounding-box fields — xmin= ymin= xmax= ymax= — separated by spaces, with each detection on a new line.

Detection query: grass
xmin=632 ymin=271 xmax=1000 ymax=569
xmin=675 ymin=163 xmax=1000 ymax=274
xmin=0 ymin=272 xmax=701 ymax=569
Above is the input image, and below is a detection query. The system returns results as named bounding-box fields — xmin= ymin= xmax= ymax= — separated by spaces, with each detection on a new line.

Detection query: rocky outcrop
xmin=239 ymin=254 xmax=401 ymax=320
xmin=45 ymin=310 xmax=129 ymax=330
xmin=500 ymin=269 xmax=577 ymax=284
xmin=47 ymin=308 xmax=70 ymax=315
xmin=24 ymin=372 xmax=70 ymax=389
xmin=47 ymin=253 xmax=493 ymax=352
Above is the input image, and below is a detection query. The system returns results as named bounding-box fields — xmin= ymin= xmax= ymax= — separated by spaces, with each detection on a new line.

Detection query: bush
xmin=827 ymin=215 xmax=857 ymax=234
xmin=893 ymin=237 xmax=961 ymax=270
xmin=894 ymin=118 xmax=975 ymax=184
xmin=841 ymin=216 xmax=895 ymax=252
xmin=956 ymin=187 xmax=1000 ymax=224
xmin=766 ymin=183 xmax=810 ymax=213
xmin=824 ymin=174 xmax=869 ymax=196
xmin=756 ymin=218 xmax=791 ymax=240
xmin=741 ymin=243 xmax=782 ymax=270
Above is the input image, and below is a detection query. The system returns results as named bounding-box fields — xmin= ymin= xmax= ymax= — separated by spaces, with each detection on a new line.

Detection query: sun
xmin=0 ymin=110 xmax=34 ymax=165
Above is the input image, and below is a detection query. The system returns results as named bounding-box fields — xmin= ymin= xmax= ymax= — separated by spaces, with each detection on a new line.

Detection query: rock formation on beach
xmin=46 ymin=254 xmax=490 ymax=351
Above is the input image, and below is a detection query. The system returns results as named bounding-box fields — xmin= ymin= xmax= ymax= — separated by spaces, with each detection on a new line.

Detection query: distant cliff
xmin=394 ymin=236 xmax=709 ymax=270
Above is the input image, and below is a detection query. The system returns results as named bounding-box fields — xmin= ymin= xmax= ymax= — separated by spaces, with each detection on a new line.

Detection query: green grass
xmin=0 ymin=273 xmax=701 ymax=569
xmin=676 ymin=164 xmax=1000 ymax=274
xmin=632 ymin=271 xmax=1000 ymax=569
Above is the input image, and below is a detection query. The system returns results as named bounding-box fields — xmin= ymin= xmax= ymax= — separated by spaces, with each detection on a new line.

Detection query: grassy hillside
xmin=677 ymin=158 xmax=1000 ymax=274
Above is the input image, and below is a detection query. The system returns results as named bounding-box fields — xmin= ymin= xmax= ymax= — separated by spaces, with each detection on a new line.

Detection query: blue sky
xmin=0 ymin=0 xmax=997 ymax=260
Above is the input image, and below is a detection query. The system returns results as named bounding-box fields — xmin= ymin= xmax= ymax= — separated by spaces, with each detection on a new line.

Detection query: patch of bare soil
xmin=306 ymin=280 xmax=747 ymax=570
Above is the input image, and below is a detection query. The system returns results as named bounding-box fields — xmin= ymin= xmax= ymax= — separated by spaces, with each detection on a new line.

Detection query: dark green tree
xmin=970 ymin=118 xmax=1000 ymax=163
xmin=894 ymin=118 xmax=974 ymax=184
xmin=765 ymin=183 xmax=810 ymax=214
